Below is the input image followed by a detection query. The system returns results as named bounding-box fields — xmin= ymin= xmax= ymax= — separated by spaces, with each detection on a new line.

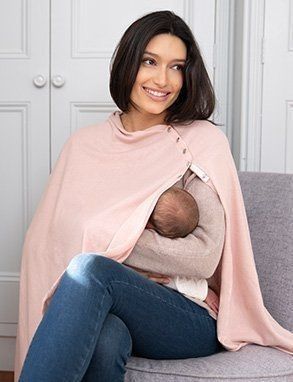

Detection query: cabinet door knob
xmin=33 ymin=75 xmax=47 ymax=88
xmin=51 ymin=75 xmax=65 ymax=88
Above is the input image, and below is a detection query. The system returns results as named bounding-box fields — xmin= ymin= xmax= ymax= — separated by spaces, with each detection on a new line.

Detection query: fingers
xmin=126 ymin=266 xmax=170 ymax=284
xmin=211 ymin=303 xmax=219 ymax=314
xmin=144 ymin=271 xmax=170 ymax=282
xmin=148 ymin=276 xmax=170 ymax=284
xmin=139 ymin=272 xmax=170 ymax=284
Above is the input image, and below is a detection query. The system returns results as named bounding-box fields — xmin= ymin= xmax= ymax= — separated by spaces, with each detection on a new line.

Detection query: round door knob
xmin=52 ymin=75 xmax=65 ymax=88
xmin=33 ymin=75 xmax=47 ymax=88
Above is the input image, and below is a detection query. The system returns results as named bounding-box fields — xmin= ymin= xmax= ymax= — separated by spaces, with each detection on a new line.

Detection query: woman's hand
xmin=204 ymin=288 xmax=219 ymax=314
xmin=125 ymin=265 xmax=171 ymax=284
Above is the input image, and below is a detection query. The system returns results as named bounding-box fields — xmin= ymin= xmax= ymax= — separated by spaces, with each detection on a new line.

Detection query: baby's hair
xmin=149 ymin=187 xmax=199 ymax=238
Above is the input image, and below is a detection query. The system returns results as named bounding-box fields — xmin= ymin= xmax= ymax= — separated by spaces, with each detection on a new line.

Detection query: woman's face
xmin=129 ymin=33 xmax=187 ymax=120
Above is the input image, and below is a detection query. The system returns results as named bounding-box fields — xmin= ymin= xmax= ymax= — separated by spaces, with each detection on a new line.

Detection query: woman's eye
xmin=173 ymin=64 xmax=184 ymax=71
xmin=143 ymin=58 xmax=155 ymax=65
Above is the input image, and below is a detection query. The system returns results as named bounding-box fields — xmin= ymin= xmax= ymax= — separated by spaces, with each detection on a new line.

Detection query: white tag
xmin=190 ymin=163 xmax=210 ymax=183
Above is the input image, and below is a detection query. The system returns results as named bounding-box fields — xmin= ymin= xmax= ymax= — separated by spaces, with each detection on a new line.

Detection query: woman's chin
xmin=140 ymin=105 xmax=168 ymax=117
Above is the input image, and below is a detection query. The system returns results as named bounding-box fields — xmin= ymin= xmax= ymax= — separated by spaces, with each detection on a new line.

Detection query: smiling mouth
xmin=142 ymin=86 xmax=171 ymax=100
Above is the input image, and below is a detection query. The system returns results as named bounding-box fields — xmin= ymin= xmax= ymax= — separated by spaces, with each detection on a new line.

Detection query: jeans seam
xmin=108 ymin=280 xmax=212 ymax=321
xmin=72 ymin=285 xmax=108 ymax=382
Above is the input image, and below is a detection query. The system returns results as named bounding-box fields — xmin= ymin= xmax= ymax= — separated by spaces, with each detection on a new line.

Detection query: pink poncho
xmin=14 ymin=111 xmax=293 ymax=380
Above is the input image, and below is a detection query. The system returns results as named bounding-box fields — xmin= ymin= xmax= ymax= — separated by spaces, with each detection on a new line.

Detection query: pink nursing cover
xmin=14 ymin=111 xmax=293 ymax=380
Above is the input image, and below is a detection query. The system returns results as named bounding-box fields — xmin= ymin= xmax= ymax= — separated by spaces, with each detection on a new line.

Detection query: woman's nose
xmin=153 ymin=68 xmax=168 ymax=87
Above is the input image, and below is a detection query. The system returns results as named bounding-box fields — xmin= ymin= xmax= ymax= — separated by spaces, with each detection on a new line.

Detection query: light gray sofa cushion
xmin=125 ymin=172 xmax=293 ymax=381
xmin=125 ymin=345 xmax=293 ymax=381
xmin=238 ymin=171 xmax=293 ymax=331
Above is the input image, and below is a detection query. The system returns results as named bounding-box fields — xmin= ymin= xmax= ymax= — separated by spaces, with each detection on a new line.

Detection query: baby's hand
xmin=125 ymin=265 xmax=170 ymax=284
xmin=204 ymin=288 xmax=219 ymax=314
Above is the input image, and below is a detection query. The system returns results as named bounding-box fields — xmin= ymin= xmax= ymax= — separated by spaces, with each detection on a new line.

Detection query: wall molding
xmin=71 ymin=0 xmax=194 ymax=59
xmin=214 ymin=0 xmax=233 ymax=141
xmin=239 ymin=0 xmax=265 ymax=171
xmin=0 ymin=273 xmax=19 ymax=339
xmin=71 ymin=0 xmax=111 ymax=58
xmin=289 ymin=0 xmax=293 ymax=51
xmin=183 ymin=0 xmax=194 ymax=27
xmin=285 ymin=101 xmax=293 ymax=173
xmin=0 ymin=102 xmax=30 ymax=240
xmin=0 ymin=273 xmax=19 ymax=283
xmin=0 ymin=0 xmax=29 ymax=58
xmin=70 ymin=101 xmax=116 ymax=133
xmin=0 ymin=323 xmax=17 ymax=337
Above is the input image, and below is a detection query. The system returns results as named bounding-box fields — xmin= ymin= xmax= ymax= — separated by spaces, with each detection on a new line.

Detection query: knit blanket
xmin=15 ymin=111 xmax=293 ymax=380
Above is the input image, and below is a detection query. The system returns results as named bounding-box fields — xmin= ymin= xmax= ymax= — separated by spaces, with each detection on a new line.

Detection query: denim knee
xmin=66 ymin=253 xmax=120 ymax=284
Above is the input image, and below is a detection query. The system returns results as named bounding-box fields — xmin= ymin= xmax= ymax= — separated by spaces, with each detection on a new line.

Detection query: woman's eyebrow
xmin=143 ymin=50 xmax=186 ymax=63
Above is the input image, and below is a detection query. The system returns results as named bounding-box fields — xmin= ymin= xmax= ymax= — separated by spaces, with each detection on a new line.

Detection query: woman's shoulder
xmin=176 ymin=119 xmax=226 ymax=137
xmin=56 ymin=120 xmax=110 ymax=158
xmin=72 ymin=120 xmax=109 ymax=139
xmin=175 ymin=119 xmax=229 ymax=148
xmin=63 ymin=120 xmax=110 ymax=150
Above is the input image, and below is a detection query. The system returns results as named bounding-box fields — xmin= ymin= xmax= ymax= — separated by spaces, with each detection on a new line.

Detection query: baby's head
xmin=147 ymin=187 xmax=199 ymax=238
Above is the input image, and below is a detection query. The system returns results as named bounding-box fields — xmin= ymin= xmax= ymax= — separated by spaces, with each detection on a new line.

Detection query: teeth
xmin=144 ymin=87 xmax=168 ymax=97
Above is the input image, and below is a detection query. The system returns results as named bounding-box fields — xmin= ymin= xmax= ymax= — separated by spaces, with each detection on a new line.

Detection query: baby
xmin=146 ymin=186 xmax=219 ymax=314
xmin=146 ymin=187 xmax=199 ymax=238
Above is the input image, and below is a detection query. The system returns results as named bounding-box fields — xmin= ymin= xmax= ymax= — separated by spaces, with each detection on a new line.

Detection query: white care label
xmin=190 ymin=163 xmax=210 ymax=183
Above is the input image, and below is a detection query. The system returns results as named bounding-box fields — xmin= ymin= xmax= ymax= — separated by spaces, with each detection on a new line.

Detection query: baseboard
xmin=0 ymin=371 xmax=14 ymax=382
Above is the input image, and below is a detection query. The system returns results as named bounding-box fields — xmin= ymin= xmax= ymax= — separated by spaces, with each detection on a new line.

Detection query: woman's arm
xmin=123 ymin=176 xmax=225 ymax=278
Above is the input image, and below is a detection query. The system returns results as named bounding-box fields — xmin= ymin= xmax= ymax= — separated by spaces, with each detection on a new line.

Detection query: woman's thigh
xmin=72 ymin=253 xmax=222 ymax=360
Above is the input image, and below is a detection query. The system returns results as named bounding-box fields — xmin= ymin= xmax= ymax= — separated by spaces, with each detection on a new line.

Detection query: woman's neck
xmin=120 ymin=110 xmax=167 ymax=132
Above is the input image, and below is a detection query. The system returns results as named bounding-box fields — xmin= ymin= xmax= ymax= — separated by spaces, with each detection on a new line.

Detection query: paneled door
xmin=0 ymin=0 xmax=50 ymax=370
xmin=261 ymin=0 xmax=293 ymax=172
xmin=0 ymin=0 xmax=216 ymax=371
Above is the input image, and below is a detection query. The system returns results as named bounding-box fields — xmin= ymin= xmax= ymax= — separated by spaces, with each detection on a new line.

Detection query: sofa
xmin=125 ymin=171 xmax=293 ymax=382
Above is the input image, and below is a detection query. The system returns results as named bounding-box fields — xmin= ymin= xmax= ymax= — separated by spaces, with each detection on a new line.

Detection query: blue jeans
xmin=19 ymin=253 xmax=223 ymax=382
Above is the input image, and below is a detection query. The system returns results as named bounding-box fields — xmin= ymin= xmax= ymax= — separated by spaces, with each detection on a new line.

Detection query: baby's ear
xmin=146 ymin=221 xmax=154 ymax=229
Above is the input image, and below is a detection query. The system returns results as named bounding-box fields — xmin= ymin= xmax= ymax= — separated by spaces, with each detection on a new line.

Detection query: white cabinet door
xmin=0 ymin=0 xmax=50 ymax=371
xmin=261 ymin=0 xmax=293 ymax=172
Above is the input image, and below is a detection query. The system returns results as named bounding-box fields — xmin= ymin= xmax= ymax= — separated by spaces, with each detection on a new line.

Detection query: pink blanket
xmin=14 ymin=111 xmax=293 ymax=380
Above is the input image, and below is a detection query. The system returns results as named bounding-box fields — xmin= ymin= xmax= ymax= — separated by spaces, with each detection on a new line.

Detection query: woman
xmin=16 ymin=10 xmax=293 ymax=382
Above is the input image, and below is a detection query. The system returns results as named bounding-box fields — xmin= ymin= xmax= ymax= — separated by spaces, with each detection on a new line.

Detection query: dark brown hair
xmin=110 ymin=10 xmax=216 ymax=125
